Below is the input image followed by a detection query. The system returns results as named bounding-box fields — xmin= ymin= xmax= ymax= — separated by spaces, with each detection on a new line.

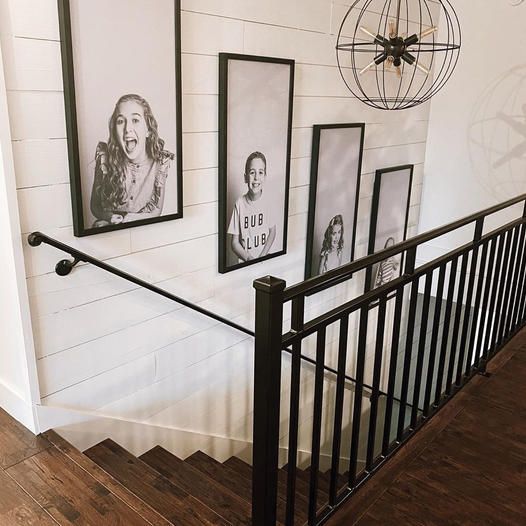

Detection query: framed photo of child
xmin=304 ymin=124 xmax=365 ymax=282
xmin=58 ymin=0 xmax=183 ymax=236
xmin=218 ymin=53 xmax=295 ymax=274
xmin=367 ymin=165 xmax=414 ymax=291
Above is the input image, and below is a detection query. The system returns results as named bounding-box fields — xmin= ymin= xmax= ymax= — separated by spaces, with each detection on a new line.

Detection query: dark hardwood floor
xmin=0 ymin=326 xmax=524 ymax=525
xmin=0 ymin=410 xmax=168 ymax=525
xmin=327 ymin=327 xmax=526 ymax=526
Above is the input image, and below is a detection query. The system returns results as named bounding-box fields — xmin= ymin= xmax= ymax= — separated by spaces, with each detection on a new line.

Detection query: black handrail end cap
xmin=27 ymin=232 xmax=43 ymax=247
xmin=253 ymin=275 xmax=286 ymax=293
xmin=55 ymin=259 xmax=74 ymax=277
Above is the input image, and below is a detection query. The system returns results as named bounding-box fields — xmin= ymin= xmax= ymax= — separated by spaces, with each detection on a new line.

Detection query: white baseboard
xmin=0 ymin=380 xmax=38 ymax=433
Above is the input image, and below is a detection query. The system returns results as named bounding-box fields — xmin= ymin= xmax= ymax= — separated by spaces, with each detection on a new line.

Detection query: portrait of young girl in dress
xmin=90 ymin=93 xmax=174 ymax=228
xmin=318 ymin=214 xmax=345 ymax=274
xmin=374 ymin=236 xmax=400 ymax=287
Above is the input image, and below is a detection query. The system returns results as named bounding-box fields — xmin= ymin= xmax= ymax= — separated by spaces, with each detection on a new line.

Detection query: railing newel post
xmin=252 ymin=275 xmax=286 ymax=526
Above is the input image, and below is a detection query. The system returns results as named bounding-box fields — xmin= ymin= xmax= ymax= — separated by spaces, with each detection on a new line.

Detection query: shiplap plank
xmin=181 ymin=11 xmax=244 ymax=55
xmin=9 ymin=0 xmax=59 ymax=40
xmin=38 ymin=296 xmax=215 ymax=397
xmin=183 ymin=132 xmax=216 ymax=170
xmin=13 ymin=139 xmax=69 ymax=189
xmin=17 ymin=184 xmax=72 ymax=232
xmin=7 ymin=91 xmax=65 ymax=140
xmin=42 ymin=355 xmax=157 ymax=410
xmin=183 ymin=168 xmax=218 ymax=206
xmin=130 ymin=202 xmax=217 ymax=252
xmin=182 ymin=0 xmax=332 ymax=34
xmin=5 ymin=37 xmax=62 ymax=91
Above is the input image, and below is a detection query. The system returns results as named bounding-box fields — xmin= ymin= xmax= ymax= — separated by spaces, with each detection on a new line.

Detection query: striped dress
xmin=374 ymin=256 xmax=399 ymax=287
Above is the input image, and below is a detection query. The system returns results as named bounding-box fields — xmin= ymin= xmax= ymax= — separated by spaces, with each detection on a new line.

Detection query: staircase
xmin=35 ymin=428 xmax=346 ymax=525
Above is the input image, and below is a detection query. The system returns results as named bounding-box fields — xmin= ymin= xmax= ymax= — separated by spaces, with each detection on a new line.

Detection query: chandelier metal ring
xmin=336 ymin=0 xmax=461 ymax=110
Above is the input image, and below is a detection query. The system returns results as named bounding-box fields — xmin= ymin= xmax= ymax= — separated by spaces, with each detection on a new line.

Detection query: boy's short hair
xmin=244 ymin=151 xmax=267 ymax=182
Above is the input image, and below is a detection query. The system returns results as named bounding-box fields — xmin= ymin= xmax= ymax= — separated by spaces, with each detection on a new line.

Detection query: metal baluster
xmin=308 ymin=327 xmax=327 ymax=525
xmin=285 ymin=296 xmax=304 ymax=526
xmin=396 ymin=275 xmax=420 ymax=441
xmin=382 ymin=285 xmax=404 ymax=456
xmin=464 ymin=240 xmax=489 ymax=377
xmin=475 ymin=237 xmax=498 ymax=369
xmin=423 ymin=264 xmax=446 ymax=417
xmin=411 ymin=270 xmax=433 ymax=428
xmin=490 ymin=230 xmax=513 ymax=354
xmin=348 ymin=306 xmax=369 ymax=486
xmin=504 ymin=224 xmax=525 ymax=337
xmin=482 ymin=233 xmax=506 ymax=368
xmin=497 ymin=226 xmax=519 ymax=344
xmin=445 ymin=251 xmax=470 ymax=395
xmin=518 ymin=202 xmax=526 ymax=324
xmin=252 ymin=277 xmax=286 ymax=526
xmin=455 ymin=220 xmax=484 ymax=385
xmin=434 ymin=257 xmax=459 ymax=405
xmin=329 ymin=315 xmax=350 ymax=507
xmin=366 ymin=296 xmax=387 ymax=471
xmin=510 ymin=223 xmax=526 ymax=332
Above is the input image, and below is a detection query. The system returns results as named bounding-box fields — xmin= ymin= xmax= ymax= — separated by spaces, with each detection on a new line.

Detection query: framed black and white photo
xmin=218 ymin=53 xmax=294 ymax=274
xmin=305 ymin=124 xmax=365 ymax=280
xmin=367 ymin=164 xmax=414 ymax=290
xmin=58 ymin=0 xmax=183 ymax=237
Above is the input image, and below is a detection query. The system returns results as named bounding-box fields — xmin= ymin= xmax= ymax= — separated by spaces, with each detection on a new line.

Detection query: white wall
xmin=1 ymin=0 xmax=433 ymax=438
xmin=0 ymin=7 xmax=40 ymax=432
xmin=419 ymin=0 xmax=526 ymax=260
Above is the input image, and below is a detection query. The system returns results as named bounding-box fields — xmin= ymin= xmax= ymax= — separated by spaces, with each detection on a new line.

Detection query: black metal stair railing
xmin=252 ymin=194 xmax=526 ymax=526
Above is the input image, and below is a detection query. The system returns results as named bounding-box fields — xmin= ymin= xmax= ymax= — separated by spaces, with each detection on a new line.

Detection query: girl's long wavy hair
xmin=321 ymin=214 xmax=344 ymax=254
xmin=101 ymin=94 xmax=165 ymax=209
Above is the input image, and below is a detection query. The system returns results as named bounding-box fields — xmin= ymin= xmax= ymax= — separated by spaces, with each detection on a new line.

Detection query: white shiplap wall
xmin=2 ymin=0 xmax=431 ymax=439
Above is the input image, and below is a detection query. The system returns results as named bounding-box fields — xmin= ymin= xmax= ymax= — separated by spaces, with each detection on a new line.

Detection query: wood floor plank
xmin=6 ymin=446 xmax=149 ymax=525
xmin=42 ymin=430 xmax=171 ymax=526
xmin=327 ymin=329 xmax=526 ymax=525
xmin=0 ymin=409 xmax=51 ymax=469
xmin=0 ymin=469 xmax=57 ymax=525
xmin=184 ymin=452 xmax=294 ymax=525
xmin=224 ymin=456 xmax=309 ymax=524
xmin=85 ymin=439 xmax=229 ymax=525
xmin=185 ymin=451 xmax=252 ymax=502
xmin=140 ymin=446 xmax=252 ymax=526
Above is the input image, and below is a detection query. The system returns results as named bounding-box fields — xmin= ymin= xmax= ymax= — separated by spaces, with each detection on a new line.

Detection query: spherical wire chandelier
xmin=336 ymin=0 xmax=461 ymax=110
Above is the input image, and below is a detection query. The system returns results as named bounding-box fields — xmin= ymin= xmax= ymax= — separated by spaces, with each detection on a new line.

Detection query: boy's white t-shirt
xmin=228 ymin=191 xmax=276 ymax=260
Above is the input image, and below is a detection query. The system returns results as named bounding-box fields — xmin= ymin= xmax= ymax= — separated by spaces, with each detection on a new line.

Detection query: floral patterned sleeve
xmin=139 ymin=150 xmax=174 ymax=214
xmin=90 ymin=142 xmax=113 ymax=221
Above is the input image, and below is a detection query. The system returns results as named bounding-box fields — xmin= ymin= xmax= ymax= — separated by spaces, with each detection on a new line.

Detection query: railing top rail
xmin=283 ymin=193 xmax=526 ymax=301
xmin=282 ymin=217 xmax=524 ymax=347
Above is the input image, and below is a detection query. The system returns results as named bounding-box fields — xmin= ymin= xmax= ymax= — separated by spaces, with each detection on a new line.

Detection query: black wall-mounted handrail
xmin=28 ymin=231 xmax=382 ymax=399
xmin=28 ymin=231 xmax=254 ymax=337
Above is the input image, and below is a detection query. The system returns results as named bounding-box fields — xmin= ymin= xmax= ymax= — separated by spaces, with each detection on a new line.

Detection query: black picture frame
xmin=304 ymin=123 xmax=365 ymax=283
xmin=367 ymin=164 xmax=414 ymax=291
xmin=58 ymin=0 xmax=183 ymax=237
xmin=218 ymin=53 xmax=295 ymax=274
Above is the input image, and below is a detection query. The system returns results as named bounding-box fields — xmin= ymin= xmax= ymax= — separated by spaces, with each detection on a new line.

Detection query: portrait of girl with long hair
xmin=90 ymin=93 xmax=174 ymax=228
xmin=318 ymin=214 xmax=345 ymax=274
